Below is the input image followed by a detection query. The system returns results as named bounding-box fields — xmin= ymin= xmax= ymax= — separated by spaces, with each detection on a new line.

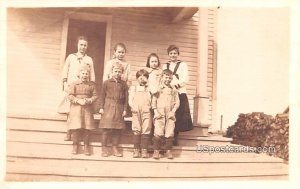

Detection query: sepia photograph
xmin=1 ymin=0 xmax=300 ymax=188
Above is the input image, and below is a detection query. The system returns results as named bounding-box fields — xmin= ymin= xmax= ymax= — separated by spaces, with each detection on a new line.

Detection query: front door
xmin=66 ymin=18 xmax=106 ymax=95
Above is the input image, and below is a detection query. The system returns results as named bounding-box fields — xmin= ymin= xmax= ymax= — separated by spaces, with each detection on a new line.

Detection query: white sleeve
xmin=103 ymin=60 xmax=112 ymax=82
xmin=180 ymin=62 xmax=189 ymax=84
xmin=89 ymin=58 xmax=96 ymax=82
xmin=62 ymin=55 xmax=71 ymax=80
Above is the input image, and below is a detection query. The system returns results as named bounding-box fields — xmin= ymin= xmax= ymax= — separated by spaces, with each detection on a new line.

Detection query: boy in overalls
xmin=152 ymin=69 xmax=180 ymax=159
xmin=129 ymin=69 xmax=152 ymax=158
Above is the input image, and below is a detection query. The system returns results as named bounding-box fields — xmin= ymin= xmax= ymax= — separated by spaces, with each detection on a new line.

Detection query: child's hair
xmin=167 ymin=45 xmax=180 ymax=55
xmin=111 ymin=62 xmax=124 ymax=73
xmin=77 ymin=36 xmax=88 ymax=43
xmin=146 ymin=53 xmax=161 ymax=68
xmin=114 ymin=43 xmax=127 ymax=52
xmin=162 ymin=69 xmax=173 ymax=76
xmin=77 ymin=65 xmax=91 ymax=76
xmin=136 ymin=69 xmax=149 ymax=79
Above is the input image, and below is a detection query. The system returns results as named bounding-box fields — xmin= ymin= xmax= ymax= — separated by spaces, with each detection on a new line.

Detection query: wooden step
xmin=6 ymin=155 xmax=288 ymax=179
xmin=7 ymin=117 xmax=232 ymax=146
xmin=5 ymin=117 xmax=289 ymax=181
xmin=7 ymin=141 xmax=285 ymax=163
xmin=7 ymin=130 xmax=230 ymax=148
xmin=6 ymin=130 xmax=248 ymax=158
xmin=7 ymin=116 xmax=214 ymax=137
xmin=5 ymin=173 xmax=288 ymax=181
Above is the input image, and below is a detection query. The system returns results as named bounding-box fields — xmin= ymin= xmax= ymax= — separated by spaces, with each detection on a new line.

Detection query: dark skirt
xmin=175 ymin=93 xmax=193 ymax=132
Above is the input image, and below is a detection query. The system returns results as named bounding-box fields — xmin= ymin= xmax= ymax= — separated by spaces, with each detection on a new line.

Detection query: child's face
xmin=137 ymin=75 xmax=148 ymax=86
xmin=114 ymin=46 xmax=126 ymax=60
xmin=168 ymin=49 xmax=179 ymax=62
xmin=112 ymin=67 xmax=122 ymax=80
xmin=149 ymin=56 xmax=159 ymax=69
xmin=162 ymin=74 xmax=172 ymax=85
xmin=79 ymin=70 xmax=90 ymax=82
xmin=77 ymin=39 xmax=88 ymax=54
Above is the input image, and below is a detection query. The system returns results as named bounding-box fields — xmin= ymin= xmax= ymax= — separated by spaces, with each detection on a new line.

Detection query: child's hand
xmin=99 ymin=109 xmax=104 ymax=114
xmin=167 ymin=112 xmax=176 ymax=120
xmin=154 ymin=112 xmax=163 ymax=119
xmin=77 ymin=99 xmax=85 ymax=105
xmin=85 ymin=98 xmax=92 ymax=104
xmin=122 ymin=111 xmax=127 ymax=117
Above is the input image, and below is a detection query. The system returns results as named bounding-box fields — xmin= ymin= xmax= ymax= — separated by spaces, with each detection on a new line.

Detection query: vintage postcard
xmin=1 ymin=0 xmax=300 ymax=189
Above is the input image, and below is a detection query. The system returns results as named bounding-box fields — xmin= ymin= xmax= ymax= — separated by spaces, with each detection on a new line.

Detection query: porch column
xmin=193 ymin=8 xmax=210 ymax=130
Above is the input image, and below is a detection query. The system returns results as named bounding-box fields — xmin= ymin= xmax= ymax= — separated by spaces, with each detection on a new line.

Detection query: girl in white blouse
xmin=102 ymin=43 xmax=131 ymax=86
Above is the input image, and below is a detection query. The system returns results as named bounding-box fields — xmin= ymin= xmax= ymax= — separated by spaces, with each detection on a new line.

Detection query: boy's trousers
xmin=154 ymin=113 xmax=176 ymax=138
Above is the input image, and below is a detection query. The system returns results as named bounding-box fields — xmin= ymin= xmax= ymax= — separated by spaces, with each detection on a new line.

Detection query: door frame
xmin=59 ymin=11 xmax=112 ymax=70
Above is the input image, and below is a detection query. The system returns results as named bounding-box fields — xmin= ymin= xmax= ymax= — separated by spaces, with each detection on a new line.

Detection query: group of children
xmin=62 ymin=36 xmax=193 ymax=159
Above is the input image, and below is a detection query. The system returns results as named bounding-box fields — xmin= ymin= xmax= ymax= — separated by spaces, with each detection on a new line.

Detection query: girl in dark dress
xmin=99 ymin=63 xmax=128 ymax=157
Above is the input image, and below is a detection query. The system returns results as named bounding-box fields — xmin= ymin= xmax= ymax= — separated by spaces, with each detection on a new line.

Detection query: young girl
xmin=99 ymin=63 xmax=128 ymax=157
xmin=60 ymin=36 xmax=95 ymax=141
xmin=145 ymin=53 xmax=163 ymax=147
xmin=145 ymin=53 xmax=162 ymax=95
xmin=67 ymin=66 xmax=97 ymax=155
xmin=162 ymin=45 xmax=193 ymax=145
xmin=128 ymin=69 xmax=152 ymax=158
xmin=103 ymin=43 xmax=131 ymax=85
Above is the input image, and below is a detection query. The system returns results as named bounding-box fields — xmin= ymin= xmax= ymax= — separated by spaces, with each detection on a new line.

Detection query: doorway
xmin=66 ymin=18 xmax=106 ymax=94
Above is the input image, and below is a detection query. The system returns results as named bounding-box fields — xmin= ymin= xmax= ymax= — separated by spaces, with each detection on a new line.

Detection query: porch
xmin=6 ymin=117 xmax=288 ymax=181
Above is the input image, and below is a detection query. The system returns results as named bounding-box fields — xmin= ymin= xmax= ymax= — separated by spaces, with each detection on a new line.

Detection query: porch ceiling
xmin=164 ymin=7 xmax=199 ymax=23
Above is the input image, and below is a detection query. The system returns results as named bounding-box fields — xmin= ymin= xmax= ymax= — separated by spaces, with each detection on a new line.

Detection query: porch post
xmin=193 ymin=8 xmax=210 ymax=132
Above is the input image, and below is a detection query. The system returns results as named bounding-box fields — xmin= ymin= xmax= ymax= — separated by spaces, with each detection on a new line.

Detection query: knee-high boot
xmin=152 ymin=136 xmax=162 ymax=159
xmin=112 ymin=130 xmax=122 ymax=157
xmin=132 ymin=134 xmax=141 ymax=158
xmin=165 ymin=137 xmax=174 ymax=159
xmin=71 ymin=130 xmax=80 ymax=155
xmin=83 ymin=130 xmax=90 ymax=156
xmin=141 ymin=134 xmax=150 ymax=158
xmin=101 ymin=129 xmax=109 ymax=157
xmin=173 ymin=131 xmax=179 ymax=146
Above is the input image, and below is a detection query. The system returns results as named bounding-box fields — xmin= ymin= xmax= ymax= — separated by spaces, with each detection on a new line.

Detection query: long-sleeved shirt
xmin=162 ymin=60 xmax=189 ymax=94
xmin=62 ymin=53 xmax=95 ymax=85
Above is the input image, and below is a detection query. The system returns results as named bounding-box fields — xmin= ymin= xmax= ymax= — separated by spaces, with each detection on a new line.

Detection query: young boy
xmin=152 ymin=69 xmax=180 ymax=159
xmin=67 ymin=66 xmax=97 ymax=155
xmin=128 ymin=69 xmax=152 ymax=158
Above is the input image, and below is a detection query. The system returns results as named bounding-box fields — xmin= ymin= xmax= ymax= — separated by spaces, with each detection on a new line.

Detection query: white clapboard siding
xmin=7 ymin=7 xmax=199 ymax=123
xmin=7 ymin=8 xmax=64 ymax=116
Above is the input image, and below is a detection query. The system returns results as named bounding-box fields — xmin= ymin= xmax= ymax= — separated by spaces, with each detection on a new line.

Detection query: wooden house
xmin=6 ymin=7 xmax=288 ymax=180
